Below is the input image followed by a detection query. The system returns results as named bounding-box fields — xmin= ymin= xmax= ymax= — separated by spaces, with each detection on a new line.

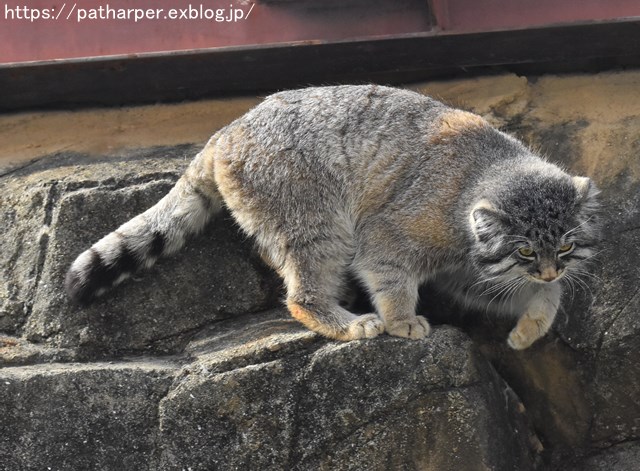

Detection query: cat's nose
xmin=539 ymin=267 xmax=558 ymax=282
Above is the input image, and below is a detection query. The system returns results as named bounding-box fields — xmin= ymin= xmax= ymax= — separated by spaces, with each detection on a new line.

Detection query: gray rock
xmin=0 ymin=335 xmax=77 ymax=367
xmin=567 ymin=441 xmax=640 ymax=471
xmin=0 ymin=148 xmax=280 ymax=358
xmin=158 ymin=311 xmax=539 ymax=471
xmin=0 ymin=359 xmax=177 ymax=470
xmin=0 ymin=182 xmax=49 ymax=333
xmin=0 ymin=311 xmax=539 ymax=470
xmin=577 ymin=182 xmax=640 ymax=446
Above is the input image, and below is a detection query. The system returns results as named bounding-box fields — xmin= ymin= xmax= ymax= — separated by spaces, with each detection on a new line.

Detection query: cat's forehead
xmin=502 ymin=178 xmax=578 ymax=238
xmin=503 ymin=177 xmax=575 ymax=212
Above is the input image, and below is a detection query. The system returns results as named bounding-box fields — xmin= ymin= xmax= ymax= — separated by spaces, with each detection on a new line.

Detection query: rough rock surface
xmin=568 ymin=442 xmax=640 ymax=471
xmin=0 ymin=148 xmax=279 ymax=359
xmin=1 ymin=70 xmax=640 ymax=469
xmin=0 ymin=311 xmax=539 ymax=470
xmin=1 ymin=360 xmax=176 ymax=470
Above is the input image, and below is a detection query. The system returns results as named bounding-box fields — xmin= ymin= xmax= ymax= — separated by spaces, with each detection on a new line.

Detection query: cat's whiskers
xmin=574 ymin=248 xmax=607 ymax=265
xmin=562 ymin=272 xmax=577 ymax=302
xmin=485 ymin=276 xmax=525 ymax=311
xmin=562 ymin=216 xmax=596 ymax=239
xmin=569 ymin=266 xmax=602 ymax=283
xmin=565 ymin=249 xmax=606 ymax=288
xmin=469 ymin=274 xmax=506 ymax=290
xmin=503 ymin=277 xmax=527 ymax=312
xmin=478 ymin=276 xmax=519 ymax=296
xmin=563 ymin=271 xmax=593 ymax=297
xmin=574 ymin=274 xmax=593 ymax=295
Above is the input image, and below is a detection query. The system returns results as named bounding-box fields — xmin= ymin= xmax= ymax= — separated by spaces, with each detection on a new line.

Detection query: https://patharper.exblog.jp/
xmin=3 ymin=2 xmax=255 ymax=23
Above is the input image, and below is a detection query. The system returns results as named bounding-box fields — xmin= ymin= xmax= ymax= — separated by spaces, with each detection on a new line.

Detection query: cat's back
xmin=218 ymin=85 xmax=443 ymax=165
xmin=255 ymin=84 xmax=439 ymax=126
xmin=208 ymin=84 xmax=528 ymax=252
xmin=210 ymin=84 xmax=516 ymax=221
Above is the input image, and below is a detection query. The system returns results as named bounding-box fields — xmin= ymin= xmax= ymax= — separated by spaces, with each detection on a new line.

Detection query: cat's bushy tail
xmin=65 ymin=153 xmax=223 ymax=304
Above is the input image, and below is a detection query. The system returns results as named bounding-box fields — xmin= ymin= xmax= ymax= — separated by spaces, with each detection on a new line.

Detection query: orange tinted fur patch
xmin=358 ymin=169 xmax=399 ymax=216
xmin=402 ymin=173 xmax=464 ymax=248
xmin=287 ymin=301 xmax=349 ymax=340
xmin=406 ymin=212 xmax=453 ymax=248
xmin=287 ymin=300 xmax=316 ymax=326
xmin=430 ymin=110 xmax=487 ymax=145
xmin=358 ymin=153 xmax=412 ymax=216
xmin=510 ymin=315 xmax=550 ymax=349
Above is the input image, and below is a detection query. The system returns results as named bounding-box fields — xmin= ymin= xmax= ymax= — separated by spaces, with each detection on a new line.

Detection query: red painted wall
xmin=2 ymin=0 xmax=638 ymax=64
xmin=431 ymin=0 xmax=640 ymax=32
xmin=0 ymin=0 xmax=431 ymax=63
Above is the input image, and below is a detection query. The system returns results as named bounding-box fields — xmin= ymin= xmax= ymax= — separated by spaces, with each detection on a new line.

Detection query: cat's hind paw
xmin=386 ymin=315 xmax=431 ymax=340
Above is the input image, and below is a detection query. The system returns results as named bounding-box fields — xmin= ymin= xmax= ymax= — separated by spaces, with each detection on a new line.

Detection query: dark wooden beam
xmin=1 ymin=19 xmax=639 ymax=111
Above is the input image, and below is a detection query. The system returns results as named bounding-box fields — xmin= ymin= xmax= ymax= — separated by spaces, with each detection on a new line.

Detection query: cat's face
xmin=469 ymin=175 xmax=600 ymax=287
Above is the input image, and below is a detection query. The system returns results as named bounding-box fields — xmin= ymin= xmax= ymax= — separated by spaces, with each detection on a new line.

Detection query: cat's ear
xmin=572 ymin=176 xmax=600 ymax=202
xmin=469 ymin=199 xmax=505 ymax=242
xmin=572 ymin=176 xmax=600 ymax=235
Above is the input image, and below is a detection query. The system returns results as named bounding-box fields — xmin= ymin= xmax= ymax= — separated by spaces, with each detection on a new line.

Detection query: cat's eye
xmin=518 ymin=247 xmax=535 ymax=258
xmin=558 ymin=242 xmax=575 ymax=256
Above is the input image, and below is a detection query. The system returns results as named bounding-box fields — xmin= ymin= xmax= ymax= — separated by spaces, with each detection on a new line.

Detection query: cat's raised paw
xmin=507 ymin=330 xmax=532 ymax=350
xmin=346 ymin=314 xmax=385 ymax=340
xmin=386 ymin=316 xmax=431 ymax=340
xmin=508 ymin=327 xmax=544 ymax=350
xmin=507 ymin=315 xmax=550 ymax=350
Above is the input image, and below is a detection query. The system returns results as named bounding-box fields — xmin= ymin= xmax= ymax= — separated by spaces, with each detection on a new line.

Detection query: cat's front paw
xmin=386 ymin=315 xmax=431 ymax=340
xmin=507 ymin=321 xmax=545 ymax=350
xmin=507 ymin=315 xmax=551 ymax=350
xmin=346 ymin=314 xmax=385 ymax=340
xmin=507 ymin=330 xmax=533 ymax=350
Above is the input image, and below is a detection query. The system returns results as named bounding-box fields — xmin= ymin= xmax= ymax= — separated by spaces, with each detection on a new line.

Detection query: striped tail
xmin=65 ymin=159 xmax=223 ymax=304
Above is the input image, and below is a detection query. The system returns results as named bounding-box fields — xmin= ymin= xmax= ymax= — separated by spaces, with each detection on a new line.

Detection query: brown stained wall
xmin=0 ymin=96 xmax=261 ymax=175
xmin=3 ymin=70 xmax=639 ymax=187
xmin=414 ymin=71 xmax=640 ymax=185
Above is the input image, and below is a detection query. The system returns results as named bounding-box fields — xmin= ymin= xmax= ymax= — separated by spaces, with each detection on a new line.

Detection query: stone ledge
xmin=0 ymin=311 xmax=539 ymax=470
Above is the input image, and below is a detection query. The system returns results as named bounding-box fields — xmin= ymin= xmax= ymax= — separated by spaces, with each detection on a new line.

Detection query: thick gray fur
xmin=66 ymin=85 xmax=600 ymax=348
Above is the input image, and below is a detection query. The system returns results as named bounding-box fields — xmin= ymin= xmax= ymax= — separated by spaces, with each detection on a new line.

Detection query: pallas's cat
xmin=66 ymin=85 xmax=600 ymax=349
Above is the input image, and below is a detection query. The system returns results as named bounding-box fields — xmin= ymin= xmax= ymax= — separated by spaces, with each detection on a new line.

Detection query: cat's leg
xmin=508 ymin=283 xmax=561 ymax=350
xmin=358 ymin=266 xmax=431 ymax=340
xmin=283 ymin=248 xmax=385 ymax=341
